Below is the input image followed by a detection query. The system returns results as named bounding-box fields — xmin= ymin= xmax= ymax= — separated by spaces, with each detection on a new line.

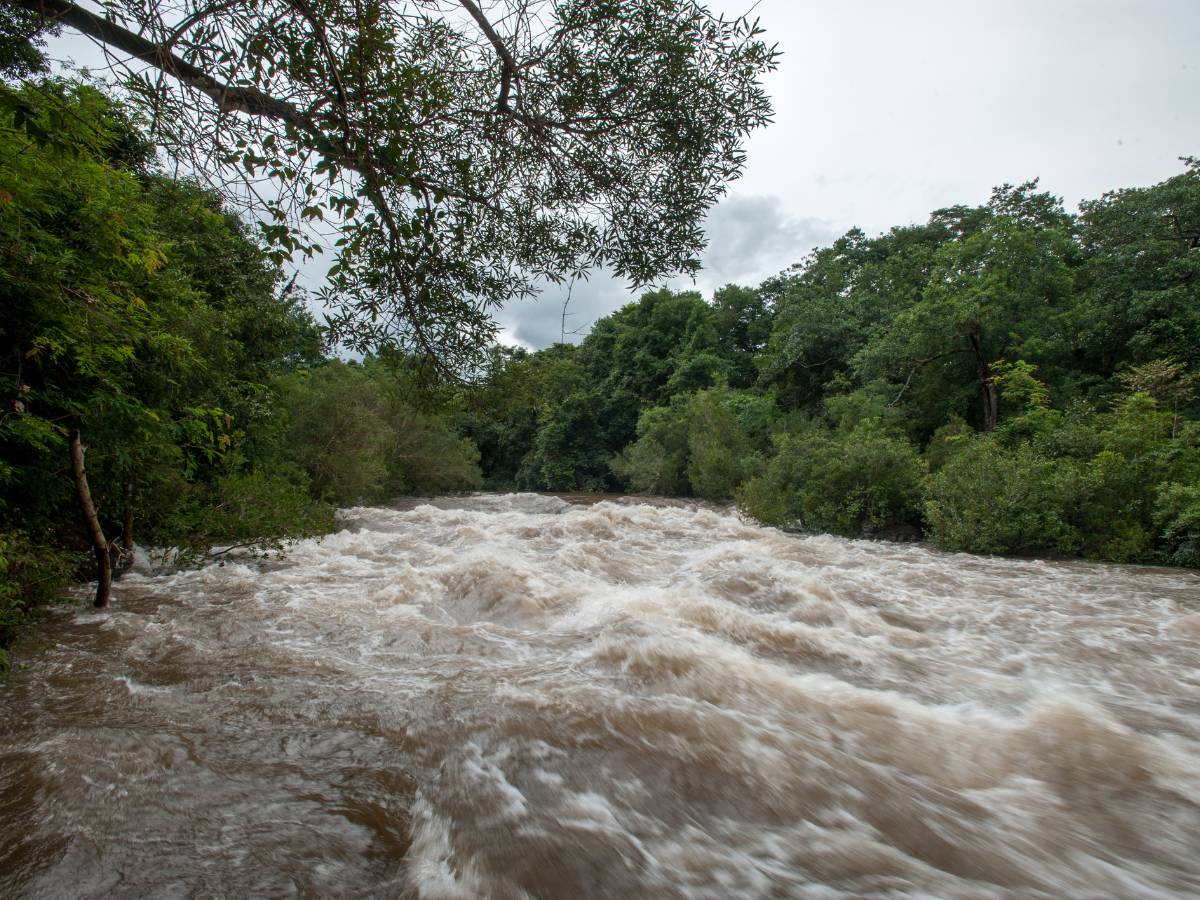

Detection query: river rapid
xmin=2 ymin=494 xmax=1200 ymax=898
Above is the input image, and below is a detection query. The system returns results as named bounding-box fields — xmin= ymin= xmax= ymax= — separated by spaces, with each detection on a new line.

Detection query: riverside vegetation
xmin=456 ymin=168 xmax=1200 ymax=567
xmin=3 ymin=80 xmax=1199 ymax=669
xmin=0 ymin=81 xmax=483 ymax=667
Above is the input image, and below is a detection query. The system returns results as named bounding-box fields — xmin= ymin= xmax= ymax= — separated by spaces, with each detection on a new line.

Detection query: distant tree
xmin=7 ymin=0 xmax=776 ymax=369
xmin=613 ymin=386 xmax=773 ymax=499
xmin=517 ymin=350 xmax=616 ymax=490
xmin=579 ymin=288 xmax=721 ymax=405
xmin=273 ymin=361 xmax=481 ymax=503
xmin=854 ymin=183 xmax=1077 ymax=432
xmin=1116 ymin=359 xmax=1198 ymax=436
xmin=738 ymin=418 xmax=925 ymax=536
xmin=757 ymin=221 xmax=950 ymax=413
xmin=710 ymin=283 xmax=771 ymax=388
xmin=1073 ymin=159 xmax=1200 ymax=373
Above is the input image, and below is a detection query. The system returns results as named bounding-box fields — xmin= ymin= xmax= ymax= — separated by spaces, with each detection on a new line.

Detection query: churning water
xmin=2 ymin=494 xmax=1200 ymax=898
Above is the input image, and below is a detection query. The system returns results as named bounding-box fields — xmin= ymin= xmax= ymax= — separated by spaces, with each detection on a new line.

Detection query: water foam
xmin=1 ymin=493 xmax=1198 ymax=898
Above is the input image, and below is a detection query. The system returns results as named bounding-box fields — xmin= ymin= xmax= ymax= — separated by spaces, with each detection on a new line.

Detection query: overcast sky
xmin=500 ymin=0 xmax=1200 ymax=348
xmin=48 ymin=1 xmax=1200 ymax=349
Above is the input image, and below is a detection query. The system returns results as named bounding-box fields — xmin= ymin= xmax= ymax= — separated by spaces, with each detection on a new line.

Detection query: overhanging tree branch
xmin=12 ymin=0 xmax=317 ymax=130
xmin=9 ymin=0 xmax=777 ymax=372
xmin=458 ymin=0 xmax=516 ymax=110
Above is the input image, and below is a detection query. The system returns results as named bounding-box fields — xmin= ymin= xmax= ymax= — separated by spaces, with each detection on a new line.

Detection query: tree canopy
xmin=7 ymin=0 xmax=776 ymax=369
xmin=455 ymin=162 xmax=1200 ymax=566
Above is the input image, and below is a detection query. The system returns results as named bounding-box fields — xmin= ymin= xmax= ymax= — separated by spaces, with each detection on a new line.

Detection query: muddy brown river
xmin=2 ymin=494 xmax=1200 ymax=898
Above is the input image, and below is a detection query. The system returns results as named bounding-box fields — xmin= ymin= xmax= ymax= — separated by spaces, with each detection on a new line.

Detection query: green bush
xmin=164 ymin=469 xmax=336 ymax=560
xmin=274 ymin=364 xmax=396 ymax=504
xmin=1154 ymin=482 xmax=1200 ymax=568
xmin=1068 ymin=449 xmax=1156 ymax=562
xmin=609 ymin=402 xmax=690 ymax=495
xmin=275 ymin=362 xmax=482 ymax=504
xmin=924 ymin=436 xmax=1079 ymax=556
xmin=612 ymin=387 xmax=773 ymax=500
xmin=923 ymin=415 xmax=973 ymax=473
xmin=389 ymin=411 xmax=483 ymax=495
xmin=739 ymin=419 xmax=925 ymax=536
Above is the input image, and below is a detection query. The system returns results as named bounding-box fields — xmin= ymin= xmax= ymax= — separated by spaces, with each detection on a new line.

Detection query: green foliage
xmin=924 ymin=437 xmax=1079 ymax=556
xmin=164 ymin=469 xmax=336 ymax=561
xmin=1073 ymin=160 xmax=1200 ymax=373
xmin=757 ymin=223 xmax=949 ymax=413
xmin=1155 ymin=483 xmax=1200 ymax=568
xmin=455 ymin=346 xmax=561 ymax=488
xmin=711 ymin=284 xmax=772 ymax=388
xmin=923 ymin=416 xmax=973 ymax=473
xmin=0 ymin=6 xmax=55 ymax=79
xmin=275 ymin=364 xmax=396 ymax=504
xmin=0 ymin=531 xmax=79 ymax=672
xmin=922 ymin=385 xmax=1200 ymax=561
xmin=275 ymin=362 xmax=481 ymax=505
xmin=740 ymin=420 xmax=925 ymax=536
xmin=613 ymin=387 xmax=773 ymax=500
xmin=611 ymin=399 xmax=692 ymax=496
xmin=513 ymin=288 xmax=777 ymax=492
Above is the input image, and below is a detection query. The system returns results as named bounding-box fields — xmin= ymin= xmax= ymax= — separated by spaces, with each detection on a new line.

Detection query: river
xmin=2 ymin=494 xmax=1199 ymax=898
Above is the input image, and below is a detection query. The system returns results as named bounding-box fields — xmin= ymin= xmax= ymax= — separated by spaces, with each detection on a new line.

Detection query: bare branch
xmin=458 ymin=0 xmax=516 ymax=109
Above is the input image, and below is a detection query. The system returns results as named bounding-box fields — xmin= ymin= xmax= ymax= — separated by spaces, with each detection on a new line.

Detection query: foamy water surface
xmin=2 ymin=494 xmax=1199 ymax=898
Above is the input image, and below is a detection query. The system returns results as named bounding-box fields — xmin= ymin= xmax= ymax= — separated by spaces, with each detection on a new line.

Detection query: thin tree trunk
xmin=118 ymin=479 xmax=135 ymax=576
xmin=70 ymin=430 xmax=112 ymax=608
xmin=121 ymin=479 xmax=134 ymax=553
xmin=967 ymin=331 xmax=998 ymax=432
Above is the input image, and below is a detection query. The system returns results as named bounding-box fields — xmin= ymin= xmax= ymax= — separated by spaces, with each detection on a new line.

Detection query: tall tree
xmin=0 ymin=81 xmax=326 ymax=605
xmin=1073 ymin=158 xmax=1200 ymax=374
xmin=854 ymin=183 xmax=1077 ymax=432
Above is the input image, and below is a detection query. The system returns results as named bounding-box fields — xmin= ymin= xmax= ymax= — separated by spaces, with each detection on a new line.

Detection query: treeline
xmin=457 ymin=168 xmax=1200 ymax=567
xmin=4 ymin=79 xmax=1199 ymax=668
xmin=0 ymin=81 xmax=480 ymax=667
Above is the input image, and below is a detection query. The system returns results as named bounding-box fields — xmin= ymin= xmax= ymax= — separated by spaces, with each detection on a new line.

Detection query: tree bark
xmin=69 ymin=430 xmax=112 ymax=608
xmin=967 ymin=330 xmax=998 ymax=432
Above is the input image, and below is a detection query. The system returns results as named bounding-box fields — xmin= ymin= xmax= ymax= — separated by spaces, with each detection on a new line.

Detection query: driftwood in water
xmin=70 ymin=430 xmax=112 ymax=608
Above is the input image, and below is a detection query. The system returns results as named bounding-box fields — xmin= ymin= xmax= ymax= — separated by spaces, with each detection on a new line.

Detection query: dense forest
xmin=457 ymin=164 xmax=1200 ymax=569
xmin=4 ymin=76 xmax=1200 ymax=668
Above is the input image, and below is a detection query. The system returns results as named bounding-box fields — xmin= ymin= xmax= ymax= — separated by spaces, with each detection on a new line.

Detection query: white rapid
xmin=2 ymin=494 xmax=1199 ymax=898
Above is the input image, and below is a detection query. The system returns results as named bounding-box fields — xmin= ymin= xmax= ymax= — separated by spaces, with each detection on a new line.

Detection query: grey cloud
xmin=495 ymin=271 xmax=637 ymax=349
xmin=498 ymin=193 xmax=836 ymax=350
xmin=682 ymin=194 xmax=836 ymax=293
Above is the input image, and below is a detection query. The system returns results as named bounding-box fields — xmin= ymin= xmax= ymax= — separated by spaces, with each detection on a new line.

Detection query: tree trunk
xmin=70 ymin=430 xmax=112 ymax=608
xmin=112 ymin=478 xmax=136 ymax=578
xmin=967 ymin=331 xmax=998 ymax=432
